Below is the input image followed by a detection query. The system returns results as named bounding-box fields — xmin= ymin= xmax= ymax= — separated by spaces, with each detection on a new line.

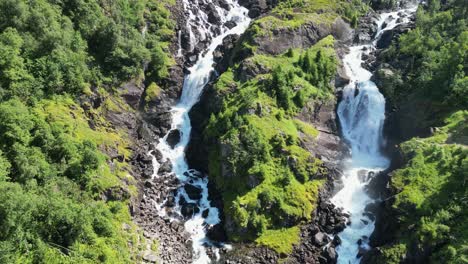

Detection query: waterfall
xmin=331 ymin=6 xmax=417 ymax=263
xmin=150 ymin=0 xmax=251 ymax=263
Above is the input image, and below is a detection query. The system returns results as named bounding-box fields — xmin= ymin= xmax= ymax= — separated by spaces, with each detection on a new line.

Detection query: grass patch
xmin=145 ymin=82 xmax=161 ymax=102
xmin=294 ymin=119 xmax=319 ymax=138
xmin=256 ymin=226 xmax=301 ymax=254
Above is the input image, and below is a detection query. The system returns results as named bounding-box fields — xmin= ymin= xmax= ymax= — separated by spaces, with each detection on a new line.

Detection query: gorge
xmin=331 ymin=6 xmax=416 ymax=263
xmin=0 ymin=0 xmax=465 ymax=263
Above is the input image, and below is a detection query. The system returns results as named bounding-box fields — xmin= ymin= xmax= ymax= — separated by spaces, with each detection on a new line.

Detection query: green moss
xmin=145 ymin=82 xmax=162 ymax=102
xmin=294 ymin=119 xmax=319 ymax=138
xmin=249 ymin=0 xmax=367 ymax=38
xmin=214 ymin=70 xmax=237 ymax=92
xmin=256 ymin=226 xmax=301 ymax=254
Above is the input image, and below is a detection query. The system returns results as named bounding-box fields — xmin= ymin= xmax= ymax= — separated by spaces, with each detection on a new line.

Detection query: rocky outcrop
xmin=297 ymin=98 xmax=348 ymax=166
xmin=354 ymin=11 xmax=379 ymax=44
xmin=252 ymin=17 xmax=353 ymax=55
xmin=376 ymin=18 xmax=415 ymax=49
xmin=238 ymin=0 xmax=278 ymax=18
xmin=214 ymin=34 xmax=241 ymax=73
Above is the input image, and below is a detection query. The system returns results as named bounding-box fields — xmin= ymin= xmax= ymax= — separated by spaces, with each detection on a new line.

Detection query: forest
xmin=0 ymin=0 xmax=174 ymax=262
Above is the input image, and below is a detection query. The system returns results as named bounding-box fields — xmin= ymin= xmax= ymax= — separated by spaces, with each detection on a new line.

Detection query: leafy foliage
xmin=0 ymin=0 xmax=176 ymax=261
xmin=0 ymin=0 xmax=174 ymax=102
xmin=381 ymin=0 xmax=467 ymax=109
xmin=369 ymin=2 xmax=468 ymax=262
xmin=0 ymin=96 xmax=140 ymax=263
xmin=377 ymin=111 xmax=468 ymax=263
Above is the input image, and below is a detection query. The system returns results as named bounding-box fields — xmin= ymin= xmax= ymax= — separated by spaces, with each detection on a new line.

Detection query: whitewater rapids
xmin=331 ymin=6 xmax=417 ymax=263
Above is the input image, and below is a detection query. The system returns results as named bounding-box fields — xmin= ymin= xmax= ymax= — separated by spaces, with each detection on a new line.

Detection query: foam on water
xmin=150 ymin=0 xmax=251 ymax=263
xmin=331 ymin=6 xmax=417 ymax=263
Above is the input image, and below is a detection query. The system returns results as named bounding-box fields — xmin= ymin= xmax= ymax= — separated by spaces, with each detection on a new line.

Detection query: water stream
xmin=150 ymin=0 xmax=250 ymax=263
xmin=331 ymin=6 xmax=417 ymax=263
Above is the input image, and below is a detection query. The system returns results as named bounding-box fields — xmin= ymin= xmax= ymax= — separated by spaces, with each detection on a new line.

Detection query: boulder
xmin=314 ymin=232 xmax=327 ymax=246
xmin=166 ymin=129 xmax=181 ymax=148
xmin=158 ymin=160 xmax=173 ymax=174
xmin=184 ymin=184 xmax=203 ymax=200
xmin=207 ymin=4 xmax=221 ymax=24
xmin=181 ymin=203 xmax=200 ymax=218
xmin=143 ymin=252 xmax=158 ymax=263
xmin=206 ymin=223 xmax=227 ymax=241
xmin=324 ymin=246 xmax=337 ymax=262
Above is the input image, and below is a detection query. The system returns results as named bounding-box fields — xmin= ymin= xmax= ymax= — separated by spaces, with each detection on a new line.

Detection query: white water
xmin=150 ymin=0 xmax=251 ymax=263
xmin=331 ymin=6 xmax=417 ymax=263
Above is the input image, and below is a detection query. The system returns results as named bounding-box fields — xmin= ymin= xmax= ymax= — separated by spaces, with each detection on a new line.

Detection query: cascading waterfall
xmin=331 ymin=6 xmax=417 ymax=263
xmin=150 ymin=0 xmax=250 ymax=263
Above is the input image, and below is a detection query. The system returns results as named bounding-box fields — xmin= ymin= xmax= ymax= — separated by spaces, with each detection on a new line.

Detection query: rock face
xmin=297 ymin=98 xmax=348 ymax=166
xmin=238 ymin=0 xmax=278 ymax=18
xmin=354 ymin=11 xmax=379 ymax=44
xmin=213 ymin=34 xmax=241 ymax=73
xmin=251 ymin=17 xmax=353 ymax=55
xmin=376 ymin=22 xmax=414 ymax=49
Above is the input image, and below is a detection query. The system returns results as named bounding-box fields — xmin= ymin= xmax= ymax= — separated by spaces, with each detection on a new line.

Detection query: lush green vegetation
xmin=255 ymin=226 xmax=301 ymax=254
xmin=0 ymin=0 xmax=174 ymax=103
xmin=370 ymin=1 xmax=468 ymax=263
xmin=0 ymin=0 xmax=176 ymax=262
xmin=0 ymin=96 xmax=141 ymax=263
xmin=234 ymin=0 xmax=367 ymax=57
xmin=380 ymin=0 xmax=467 ymax=109
xmin=376 ymin=111 xmax=468 ymax=263
xmin=203 ymin=36 xmax=336 ymax=250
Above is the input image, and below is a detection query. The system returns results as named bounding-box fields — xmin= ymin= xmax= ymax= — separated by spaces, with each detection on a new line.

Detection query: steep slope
xmin=0 ymin=0 xmax=178 ymax=262
xmin=363 ymin=1 xmax=468 ymax=263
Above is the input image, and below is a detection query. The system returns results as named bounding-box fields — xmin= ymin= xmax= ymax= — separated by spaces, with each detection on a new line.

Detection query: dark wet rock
xmin=354 ymin=11 xmax=379 ymax=44
xmin=332 ymin=235 xmax=342 ymax=246
xmin=158 ymin=160 xmax=173 ymax=174
xmin=238 ymin=0 xmax=276 ymax=16
xmin=184 ymin=184 xmax=203 ymax=200
xmin=218 ymin=0 xmax=231 ymax=10
xmin=206 ymin=223 xmax=227 ymax=242
xmin=202 ymin=209 xmax=209 ymax=218
xmin=181 ymin=203 xmax=200 ymax=218
xmin=377 ymin=23 xmax=414 ymax=49
xmin=224 ymin=20 xmax=237 ymax=29
xmin=207 ymin=4 xmax=222 ymax=24
xmin=325 ymin=246 xmax=337 ymax=262
xmin=144 ymin=180 xmax=154 ymax=188
xmin=357 ymin=245 xmax=370 ymax=258
xmin=213 ymin=34 xmax=240 ymax=73
xmin=166 ymin=129 xmax=181 ymax=148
